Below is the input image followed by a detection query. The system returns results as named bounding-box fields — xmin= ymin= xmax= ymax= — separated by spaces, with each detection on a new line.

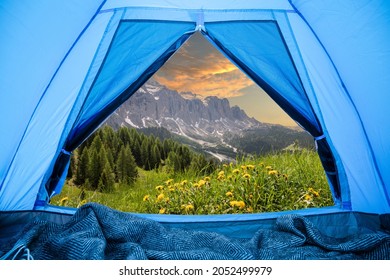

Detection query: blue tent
xmin=1 ymin=0 xmax=390 ymax=260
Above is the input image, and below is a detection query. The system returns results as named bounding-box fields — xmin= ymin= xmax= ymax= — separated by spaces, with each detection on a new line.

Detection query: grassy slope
xmin=51 ymin=149 xmax=333 ymax=214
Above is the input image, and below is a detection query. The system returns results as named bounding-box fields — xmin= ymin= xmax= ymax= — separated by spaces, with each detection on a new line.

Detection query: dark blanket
xmin=1 ymin=203 xmax=390 ymax=260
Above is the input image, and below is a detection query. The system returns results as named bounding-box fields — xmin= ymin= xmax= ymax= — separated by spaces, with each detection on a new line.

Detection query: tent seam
xmin=99 ymin=7 xmax=297 ymax=14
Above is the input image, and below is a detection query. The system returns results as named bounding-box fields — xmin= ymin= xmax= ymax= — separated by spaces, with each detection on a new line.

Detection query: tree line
xmin=67 ymin=125 xmax=216 ymax=192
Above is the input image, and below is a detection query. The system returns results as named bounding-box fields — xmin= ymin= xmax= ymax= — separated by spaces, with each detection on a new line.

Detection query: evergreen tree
xmin=116 ymin=145 xmax=138 ymax=184
xmin=110 ymin=133 xmax=122 ymax=159
xmin=162 ymin=139 xmax=172 ymax=159
xmin=118 ymin=126 xmax=131 ymax=146
xmin=131 ymin=138 xmax=142 ymax=166
xmin=151 ymin=144 xmax=161 ymax=169
xmin=88 ymin=148 xmax=101 ymax=189
xmin=88 ymin=144 xmax=109 ymax=190
xmin=140 ymin=138 xmax=150 ymax=170
xmin=126 ymin=146 xmax=138 ymax=184
xmin=167 ymin=151 xmax=181 ymax=173
xmin=74 ymin=147 xmax=89 ymax=185
xmin=90 ymin=134 xmax=103 ymax=152
xmin=106 ymin=146 xmax=115 ymax=171
xmin=179 ymin=146 xmax=191 ymax=169
xmin=98 ymin=161 xmax=115 ymax=193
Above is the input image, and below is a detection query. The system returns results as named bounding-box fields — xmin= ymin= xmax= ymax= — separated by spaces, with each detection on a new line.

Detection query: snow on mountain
xmin=105 ymin=78 xmax=309 ymax=160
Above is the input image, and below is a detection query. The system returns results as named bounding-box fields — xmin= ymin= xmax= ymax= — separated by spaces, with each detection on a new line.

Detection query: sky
xmin=154 ymin=32 xmax=296 ymax=127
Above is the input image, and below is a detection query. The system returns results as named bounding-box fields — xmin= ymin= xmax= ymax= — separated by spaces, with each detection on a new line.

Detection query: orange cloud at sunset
xmin=154 ymin=33 xmax=254 ymax=98
xmin=152 ymin=32 xmax=296 ymax=127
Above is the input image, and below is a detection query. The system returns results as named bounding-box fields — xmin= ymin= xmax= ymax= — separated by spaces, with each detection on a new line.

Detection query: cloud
xmin=154 ymin=34 xmax=255 ymax=98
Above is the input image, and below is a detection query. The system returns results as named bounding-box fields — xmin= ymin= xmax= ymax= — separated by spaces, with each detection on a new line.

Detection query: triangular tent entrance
xmin=1 ymin=0 xmax=390 ymax=260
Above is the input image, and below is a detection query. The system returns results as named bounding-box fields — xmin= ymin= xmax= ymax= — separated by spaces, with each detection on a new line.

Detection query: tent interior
xmin=1 ymin=0 xmax=390 ymax=260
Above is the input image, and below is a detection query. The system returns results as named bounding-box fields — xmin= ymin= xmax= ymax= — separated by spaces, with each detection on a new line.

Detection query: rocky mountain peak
xmin=105 ymin=78 xmax=311 ymax=161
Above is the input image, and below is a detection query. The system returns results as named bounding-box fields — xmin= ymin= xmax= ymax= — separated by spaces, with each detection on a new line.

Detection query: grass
xmin=50 ymin=149 xmax=333 ymax=214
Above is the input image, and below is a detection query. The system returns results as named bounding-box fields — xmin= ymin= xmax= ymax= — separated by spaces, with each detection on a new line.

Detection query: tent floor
xmin=1 ymin=203 xmax=389 ymax=260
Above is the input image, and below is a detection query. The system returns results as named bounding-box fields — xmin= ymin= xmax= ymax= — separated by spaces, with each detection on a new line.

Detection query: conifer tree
xmin=116 ymin=145 xmax=138 ymax=184
xmin=126 ymin=145 xmax=138 ymax=184
xmin=140 ymin=139 xmax=150 ymax=170
xmin=167 ymin=151 xmax=181 ymax=173
xmin=106 ymin=146 xmax=115 ymax=171
xmin=118 ymin=126 xmax=131 ymax=146
xmin=88 ymin=148 xmax=100 ymax=189
xmin=88 ymin=142 xmax=109 ymax=190
xmin=98 ymin=161 xmax=115 ymax=192
xmin=131 ymin=138 xmax=142 ymax=166
xmin=74 ymin=148 xmax=89 ymax=185
xmin=151 ymin=144 xmax=161 ymax=169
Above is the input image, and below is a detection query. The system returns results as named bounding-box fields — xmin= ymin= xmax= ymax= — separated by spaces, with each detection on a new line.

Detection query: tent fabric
xmin=0 ymin=0 xmax=389 ymax=249
xmin=1 ymin=203 xmax=390 ymax=260
xmin=205 ymin=21 xmax=321 ymax=136
xmin=203 ymin=21 xmax=341 ymax=201
xmin=45 ymin=20 xmax=194 ymax=196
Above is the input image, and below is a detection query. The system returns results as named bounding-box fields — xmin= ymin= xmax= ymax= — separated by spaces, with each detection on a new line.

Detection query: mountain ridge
xmin=105 ymin=79 xmax=314 ymax=160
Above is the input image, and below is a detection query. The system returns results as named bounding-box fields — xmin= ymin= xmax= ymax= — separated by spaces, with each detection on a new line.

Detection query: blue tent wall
xmin=0 ymin=0 xmax=106 ymax=210
xmin=0 ymin=0 xmax=389 ymax=215
xmin=290 ymin=0 xmax=390 ymax=213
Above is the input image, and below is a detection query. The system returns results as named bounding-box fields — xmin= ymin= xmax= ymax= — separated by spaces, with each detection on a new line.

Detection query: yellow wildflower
xmin=223 ymin=163 xmax=228 ymax=168
xmin=198 ymin=179 xmax=206 ymax=187
xmin=181 ymin=180 xmax=188 ymax=186
xmin=77 ymin=199 xmax=87 ymax=207
xmin=304 ymin=194 xmax=312 ymax=201
xmin=246 ymin=206 xmax=254 ymax=213
xmin=227 ymin=175 xmax=233 ymax=181
xmin=159 ymin=208 xmax=166 ymax=214
xmin=232 ymin=168 xmax=240 ymax=174
xmin=193 ymin=183 xmax=199 ymax=188
xmin=247 ymin=164 xmax=255 ymax=170
xmin=218 ymin=170 xmax=225 ymax=176
xmin=265 ymin=165 xmax=272 ymax=170
xmin=230 ymin=200 xmax=246 ymax=209
xmin=165 ymin=179 xmax=174 ymax=186
xmin=309 ymin=187 xmax=320 ymax=197
xmin=185 ymin=204 xmax=194 ymax=212
xmin=155 ymin=185 xmax=164 ymax=191
xmin=268 ymin=170 xmax=278 ymax=175
xmin=156 ymin=193 xmax=165 ymax=202
xmin=226 ymin=191 xmax=234 ymax=197
xmin=59 ymin=197 xmax=68 ymax=206
xmin=259 ymin=162 xmax=265 ymax=167
xmin=203 ymin=176 xmax=211 ymax=182
xmin=217 ymin=174 xmax=225 ymax=181
xmin=241 ymin=165 xmax=247 ymax=171
xmin=242 ymin=173 xmax=251 ymax=179
xmin=143 ymin=195 xmax=150 ymax=201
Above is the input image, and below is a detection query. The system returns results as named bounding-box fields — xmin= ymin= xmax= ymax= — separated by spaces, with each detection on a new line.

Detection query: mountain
xmin=105 ymin=79 xmax=314 ymax=161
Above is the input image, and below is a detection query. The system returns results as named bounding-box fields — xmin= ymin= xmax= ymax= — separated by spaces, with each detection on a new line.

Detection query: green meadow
xmin=51 ymin=148 xmax=333 ymax=214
